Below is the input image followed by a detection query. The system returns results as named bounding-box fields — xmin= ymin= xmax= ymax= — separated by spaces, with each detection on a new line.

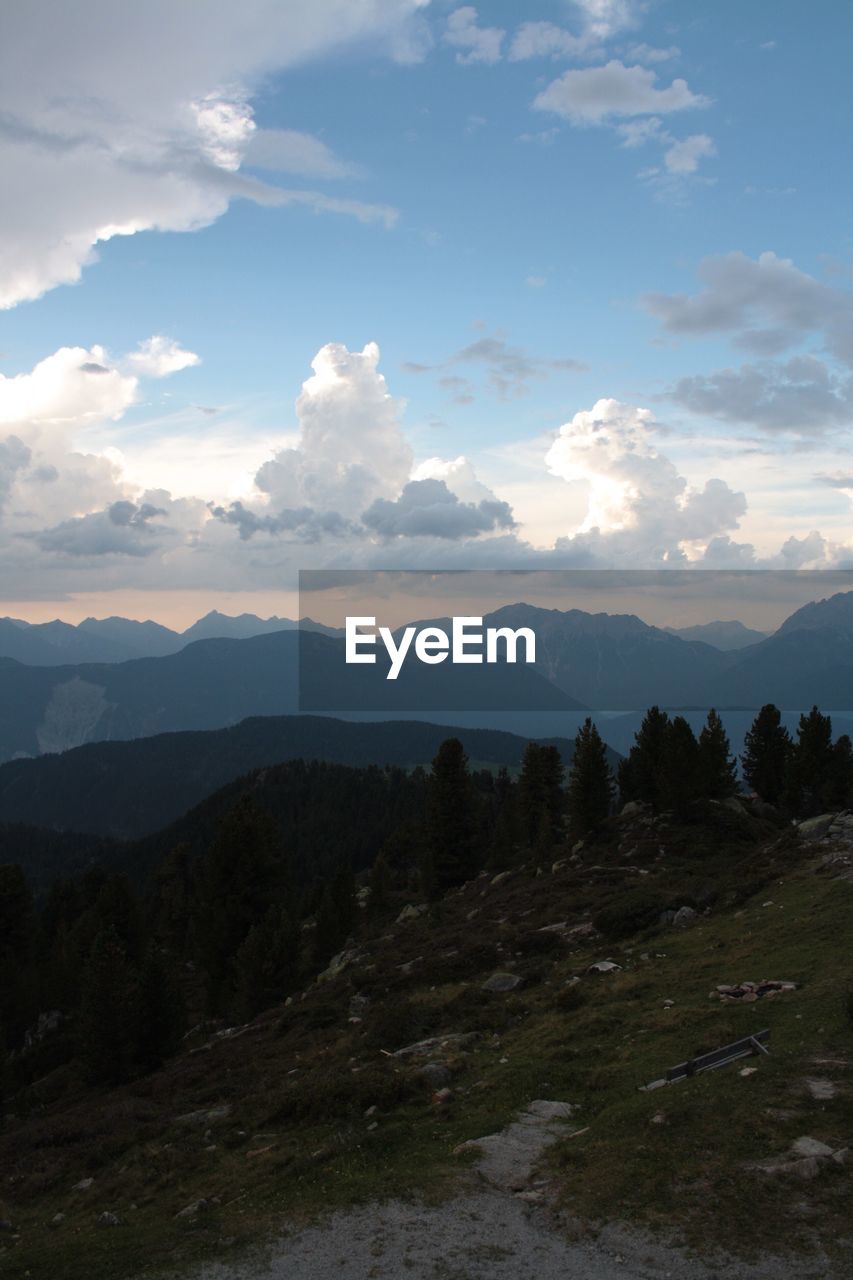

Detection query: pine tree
xmin=367 ymin=851 xmax=392 ymax=918
xmin=195 ymin=795 xmax=282 ymax=1012
xmin=518 ymin=743 xmax=564 ymax=847
xmin=0 ymin=864 xmax=36 ymax=1047
xmin=658 ymin=716 xmax=700 ymax=816
xmin=697 ymin=709 xmax=738 ymax=799
xmin=135 ymin=946 xmax=185 ymax=1070
xmin=424 ymin=738 xmax=479 ymax=897
xmin=617 ymin=706 xmax=670 ymax=809
xmin=78 ymin=927 xmax=135 ymax=1085
xmin=741 ymin=704 xmax=792 ymax=806
xmin=785 ymin=706 xmax=835 ymax=817
xmin=314 ymin=861 xmax=357 ymax=965
xmin=825 ymin=734 xmax=853 ymax=810
xmin=234 ymin=906 xmax=300 ymax=1019
xmin=567 ymin=718 xmax=613 ymax=834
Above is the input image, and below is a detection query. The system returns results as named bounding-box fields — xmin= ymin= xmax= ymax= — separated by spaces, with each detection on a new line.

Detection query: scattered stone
xmin=551 ymin=859 xmax=567 ymax=874
xmin=72 ymin=1177 xmax=94 ymax=1191
xmin=96 ymin=1211 xmax=122 ymax=1228
xmin=491 ymin=870 xmax=514 ymax=886
xmin=650 ymin=1112 xmax=666 ymax=1125
xmin=740 ymin=1067 xmax=758 ymax=1078
xmin=673 ymin=906 xmax=697 ymax=927
xmin=714 ymin=979 xmax=796 ymax=1003
xmin=431 ymin=1087 xmax=453 ymax=1106
xmin=587 ymin=959 xmax=621 ymax=975
xmin=51 ymin=1213 xmax=65 ymax=1225
xmin=482 ymin=972 xmax=524 ymax=993
xmin=833 ymin=1148 xmax=850 ymax=1166
xmin=620 ymin=801 xmax=643 ymax=817
xmin=538 ymin=921 xmax=568 ymax=935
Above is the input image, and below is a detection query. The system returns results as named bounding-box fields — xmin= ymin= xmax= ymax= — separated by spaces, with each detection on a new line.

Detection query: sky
xmin=1 ymin=0 xmax=852 ymax=626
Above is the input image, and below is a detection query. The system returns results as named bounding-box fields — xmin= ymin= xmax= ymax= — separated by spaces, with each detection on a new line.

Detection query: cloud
xmin=254 ymin=342 xmax=413 ymax=517
xmin=362 ymin=477 xmax=515 ymax=539
xmin=0 ymin=0 xmax=427 ymax=307
xmin=124 ymin=337 xmax=200 ymax=378
xmin=533 ymin=60 xmax=709 ymax=125
xmin=509 ymin=22 xmax=591 ymax=61
xmin=643 ymin=251 xmax=853 ymax=367
xmin=671 ymin=356 xmax=853 ymax=434
xmin=544 ymin=397 xmax=748 ymax=563
xmin=815 ymin=471 xmax=853 ymax=490
xmin=405 ymin=333 xmax=588 ymax=400
xmin=208 ymin=500 xmax=358 ymax=542
xmin=627 ymin=43 xmax=680 ymax=64
xmin=34 ymin=500 xmax=168 ymax=557
xmin=444 ymin=7 xmax=504 ymax=65
xmin=663 ymin=133 xmax=715 ymax=174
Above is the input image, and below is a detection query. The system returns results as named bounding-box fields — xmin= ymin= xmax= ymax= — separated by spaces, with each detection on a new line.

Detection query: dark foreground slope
xmin=1 ymin=801 xmax=851 ymax=1280
xmin=0 ymin=715 xmax=604 ymax=841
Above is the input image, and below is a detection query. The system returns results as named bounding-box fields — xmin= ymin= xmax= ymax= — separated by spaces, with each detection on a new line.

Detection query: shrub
xmin=593 ymin=887 xmax=666 ymax=940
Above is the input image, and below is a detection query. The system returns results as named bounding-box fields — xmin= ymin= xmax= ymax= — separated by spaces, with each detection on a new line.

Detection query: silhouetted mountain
xmin=78 ymin=615 xmax=183 ymax=658
xmin=663 ymin=619 xmax=769 ymax=650
xmin=0 ymin=715 xmax=603 ymax=840
xmin=179 ymin=610 xmax=295 ymax=643
xmin=775 ymin=588 xmax=853 ymax=638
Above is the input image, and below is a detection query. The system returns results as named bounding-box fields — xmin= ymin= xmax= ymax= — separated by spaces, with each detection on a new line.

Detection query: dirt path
xmin=193 ymin=1188 xmax=834 ymax=1280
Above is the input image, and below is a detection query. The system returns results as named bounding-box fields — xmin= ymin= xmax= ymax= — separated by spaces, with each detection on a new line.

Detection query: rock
xmin=482 ymin=972 xmax=524 ymax=993
xmin=396 ymin=903 xmax=428 ymax=925
xmin=804 ymin=1077 xmax=837 ymax=1101
xmin=740 ymin=1066 xmax=758 ymax=1078
xmin=721 ymin=796 xmax=746 ymax=814
xmin=791 ymin=1136 xmax=834 ymax=1159
xmin=393 ymin=1032 xmax=477 ymax=1059
xmin=349 ymin=994 xmax=370 ymax=1017
xmin=833 ymin=1148 xmax=850 ymax=1166
xmin=620 ymin=801 xmax=643 ymax=817
xmin=431 ymin=1087 xmax=453 ymax=1106
xmin=416 ymin=1061 xmax=452 ymax=1090
xmin=175 ymin=1198 xmax=211 ymax=1219
xmin=318 ymin=946 xmax=363 ymax=981
xmin=364 ymin=1105 xmax=378 ymax=1117
xmin=491 ymin=870 xmax=513 ymax=886
xmin=51 ymin=1213 xmax=65 ymax=1225
xmin=538 ymin=921 xmax=568 ymax=934
xmin=96 ymin=1211 xmax=122 ymax=1228
xmin=175 ymin=1105 xmax=232 ymax=1128
xmin=587 ymin=959 xmax=621 ymax=974
xmin=673 ymin=906 xmax=697 ymax=927
xmin=551 ymin=859 xmax=567 ymax=874
xmin=797 ymin=813 xmax=837 ymax=841
xmin=72 ymin=1177 xmax=94 ymax=1191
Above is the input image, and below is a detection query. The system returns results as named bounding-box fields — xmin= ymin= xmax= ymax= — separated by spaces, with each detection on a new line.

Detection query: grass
xmin=1 ymin=803 xmax=852 ymax=1278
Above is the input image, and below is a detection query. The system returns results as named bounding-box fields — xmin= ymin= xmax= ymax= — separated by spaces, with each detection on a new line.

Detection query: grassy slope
xmin=1 ymin=804 xmax=851 ymax=1279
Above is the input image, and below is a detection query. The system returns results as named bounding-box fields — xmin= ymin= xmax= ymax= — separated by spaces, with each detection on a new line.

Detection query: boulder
xmin=416 ymin=1061 xmax=452 ymax=1089
xmin=791 ymin=1136 xmax=834 ymax=1159
xmin=482 ymin=972 xmax=524 ymax=993
xmin=587 ymin=959 xmax=621 ymax=974
xmin=175 ymin=1198 xmax=212 ymax=1220
xmin=396 ymin=903 xmax=428 ymax=925
xmin=673 ymin=906 xmax=697 ymax=928
xmin=796 ymin=813 xmax=837 ymax=841
xmin=96 ymin=1212 xmax=122 ymax=1228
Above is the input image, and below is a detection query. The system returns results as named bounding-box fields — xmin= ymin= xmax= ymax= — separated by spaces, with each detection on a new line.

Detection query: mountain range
xmin=1 ymin=590 xmax=853 ymax=766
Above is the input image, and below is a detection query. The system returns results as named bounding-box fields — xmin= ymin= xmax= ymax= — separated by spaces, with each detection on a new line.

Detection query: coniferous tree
xmin=234 ymin=906 xmax=299 ymax=1020
xmin=314 ymin=861 xmax=357 ymax=964
xmin=0 ymin=864 xmax=36 ymax=1047
xmin=367 ymin=851 xmax=392 ymax=919
xmin=78 ymin=927 xmax=135 ymax=1085
xmin=423 ymin=738 xmax=479 ymax=897
xmin=785 ymin=706 xmax=835 ymax=817
xmin=825 ymin=734 xmax=853 ymax=810
xmin=195 ymin=795 xmax=282 ymax=1012
xmin=518 ymin=743 xmax=564 ymax=847
xmin=697 ymin=709 xmax=738 ymax=799
xmin=618 ymin=706 xmax=670 ymax=809
xmin=567 ymin=718 xmax=613 ymax=834
xmin=741 ymin=704 xmax=792 ymax=806
xmin=135 ymin=945 xmax=186 ymax=1070
xmin=658 ymin=716 xmax=700 ymax=816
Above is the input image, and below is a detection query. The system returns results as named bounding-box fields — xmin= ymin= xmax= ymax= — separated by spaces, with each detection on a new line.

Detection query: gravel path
xmin=193 ymin=1188 xmax=837 ymax=1280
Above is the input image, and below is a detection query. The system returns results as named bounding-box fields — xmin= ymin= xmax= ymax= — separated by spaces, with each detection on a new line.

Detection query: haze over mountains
xmin=0 ymin=591 xmax=852 ymax=767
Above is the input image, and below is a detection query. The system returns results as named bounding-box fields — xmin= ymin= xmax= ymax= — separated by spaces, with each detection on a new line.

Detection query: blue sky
xmin=1 ymin=0 xmax=852 ymax=624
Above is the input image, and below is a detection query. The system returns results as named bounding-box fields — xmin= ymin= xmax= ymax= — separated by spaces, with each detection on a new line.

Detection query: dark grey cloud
xmin=403 ymin=333 xmax=588 ymax=400
xmin=362 ymin=477 xmax=516 ymax=539
xmin=670 ymin=356 xmax=853 ymax=434
xmin=208 ymin=501 xmax=358 ymax=543
xmin=34 ymin=500 xmax=167 ymax=557
xmin=644 ymin=251 xmax=853 ymax=368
